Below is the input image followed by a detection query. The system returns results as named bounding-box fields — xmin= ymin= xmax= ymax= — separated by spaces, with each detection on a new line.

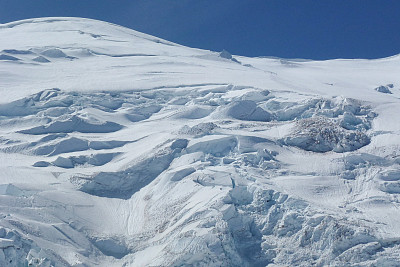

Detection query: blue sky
xmin=0 ymin=0 xmax=399 ymax=59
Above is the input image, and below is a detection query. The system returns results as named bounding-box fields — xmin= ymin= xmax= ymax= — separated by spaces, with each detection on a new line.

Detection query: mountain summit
xmin=0 ymin=17 xmax=400 ymax=266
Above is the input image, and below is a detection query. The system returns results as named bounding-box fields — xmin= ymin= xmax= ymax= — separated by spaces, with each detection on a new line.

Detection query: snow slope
xmin=0 ymin=17 xmax=400 ymax=266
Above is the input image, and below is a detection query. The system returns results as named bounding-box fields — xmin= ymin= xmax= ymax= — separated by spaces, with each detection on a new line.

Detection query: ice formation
xmin=0 ymin=17 xmax=399 ymax=266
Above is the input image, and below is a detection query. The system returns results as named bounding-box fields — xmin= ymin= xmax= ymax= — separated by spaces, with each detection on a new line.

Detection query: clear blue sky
xmin=0 ymin=0 xmax=399 ymax=59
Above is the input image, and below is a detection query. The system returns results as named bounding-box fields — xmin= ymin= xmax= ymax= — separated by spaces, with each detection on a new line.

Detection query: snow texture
xmin=0 ymin=17 xmax=400 ymax=266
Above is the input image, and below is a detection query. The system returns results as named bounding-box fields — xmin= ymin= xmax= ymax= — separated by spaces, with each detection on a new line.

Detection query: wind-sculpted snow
xmin=0 ymin=54 xmax=20 ymax=61
xmin=20 ymin=116 xmax=123 ymax=135
xmin=0 ymin=87 xmax=392 ymax=266
xmin=77 ymin=147 xmax=176 ymax=199
xmin=226 ymin=100 xmax=272 ymax=122
xmin=0 ymin=17 xmax=400 ymax=266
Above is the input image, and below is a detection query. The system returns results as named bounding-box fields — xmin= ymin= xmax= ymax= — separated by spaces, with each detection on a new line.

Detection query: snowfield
xmin=0 ymin=17 xmax=400 ymax=266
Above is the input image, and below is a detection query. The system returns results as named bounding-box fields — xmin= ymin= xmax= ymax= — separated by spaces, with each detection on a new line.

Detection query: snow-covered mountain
xmin=0 ymin=17 xmax=400 ymax=266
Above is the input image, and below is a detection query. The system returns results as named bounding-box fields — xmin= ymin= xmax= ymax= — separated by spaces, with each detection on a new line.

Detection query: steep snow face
xmin=0 ymin=17 xmax=400 ymax=266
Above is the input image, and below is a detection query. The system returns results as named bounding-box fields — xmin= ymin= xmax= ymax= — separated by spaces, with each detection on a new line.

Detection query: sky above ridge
xmin=0 ymin=0 xmax=399 ymax=60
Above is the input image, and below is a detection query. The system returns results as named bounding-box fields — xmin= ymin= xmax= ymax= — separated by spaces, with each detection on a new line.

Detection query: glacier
xmin=0 ymin=17 xmax=400 ymax=266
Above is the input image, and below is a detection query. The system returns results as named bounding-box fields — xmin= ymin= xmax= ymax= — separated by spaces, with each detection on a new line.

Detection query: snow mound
xmin=226 ymin=100 xmax=272 ymax=122
xmin=187 ymin=135 xmax=237 ymax=157
xmin=30 ymin=137 xmax=128 ymax=156
xmin=19 ymin=115 xmax=123 ymax=134
xmin=125 ymin=104 xmax=162 ymax=122
xmin=0 ymin=54 xmax=19 ymax=61
xmin=32 ymin=56 xmax=50 ymax=63
xmin=40 ymin=48 xmax=67 ymax=58
xmin=174 ymin=106 xmax=213 ymax=119
xmin=2 ymin=49 xmax=33 ymax=55
xmin=33 ymin=137 xmax=89 ymax=156
xmin=377 ymin=169 xmax=400 ymax=194
xmin=76 ymin=147 xmax=176 ymax=199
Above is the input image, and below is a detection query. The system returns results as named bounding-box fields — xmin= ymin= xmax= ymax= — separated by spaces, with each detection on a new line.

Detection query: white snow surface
xmin=0 ymin=17 xmax=400 ymax=266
